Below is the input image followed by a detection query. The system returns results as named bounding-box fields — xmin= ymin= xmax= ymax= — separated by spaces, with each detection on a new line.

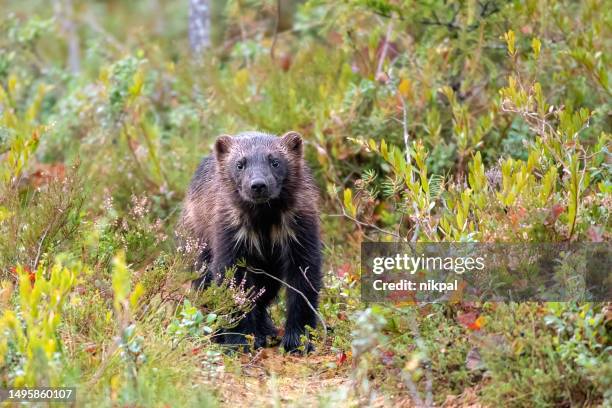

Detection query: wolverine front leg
xmin=281 ymin=225 xmax=322 ymax=353
xmin=210 ymin=228 xmax=258 ymax=349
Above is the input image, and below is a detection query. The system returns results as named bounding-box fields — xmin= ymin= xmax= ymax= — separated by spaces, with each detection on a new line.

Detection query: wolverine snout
xmin=250 ymin=179 xmax=268 ymax=194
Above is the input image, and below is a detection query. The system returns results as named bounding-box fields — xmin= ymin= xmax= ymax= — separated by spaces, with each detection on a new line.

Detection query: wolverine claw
xmin=281 ymin=332 xmax=314 ymax=354
xmin=254 ymin=335 xmax=267 ymax=349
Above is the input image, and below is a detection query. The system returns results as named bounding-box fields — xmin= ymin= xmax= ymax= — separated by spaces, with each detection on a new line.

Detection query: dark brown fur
xmin=180 ymin=131 xmax=322 ymax=352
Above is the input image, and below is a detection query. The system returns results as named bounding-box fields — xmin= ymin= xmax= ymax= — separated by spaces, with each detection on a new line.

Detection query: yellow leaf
xmin=110 ymin=374 xmax=121 ymax=395
xmin=343 ymin=188 xmax=352 ymax=207
xmin=129 ymin=69 xmax=145 ymax=97
xmin=504 ymin=30 xmax=516 ymax=56
xmin=129 ymin=283 xmax=145 ymax=309
xmin=0 ymin=206 xmax=13 ymax=223
xmin=8 ymin=74 xmax=17 ymax=98
xmin=343 ymin=188 xmax=356 ymax=217
xmin=512 ymin=338 xmax=525 ymax=356
xmin=380 ymin=139 xmax=388 ymax=160
xmin=99 ymin=67 xmax=110 ymax=86
xmin=398 ymin=78 xmax=412 ymax=100
xmin=531 ymin=37 xmax=541 ymax=59
xmin=234 ymin=68 xmax=250 ymax=90
xmin=473 ymin=315 xmax=486 ymax=330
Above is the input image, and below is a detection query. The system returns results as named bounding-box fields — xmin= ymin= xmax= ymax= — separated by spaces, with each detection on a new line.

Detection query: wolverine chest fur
xmin=231 ymin=210 xmax=298 ymax=259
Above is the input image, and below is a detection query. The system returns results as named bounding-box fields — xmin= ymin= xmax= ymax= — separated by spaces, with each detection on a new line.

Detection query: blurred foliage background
xmin=0 ymin=0 xmax=610 ymax=406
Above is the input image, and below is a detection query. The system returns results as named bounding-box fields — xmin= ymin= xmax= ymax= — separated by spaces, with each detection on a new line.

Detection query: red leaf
xmin=28 ymin=271 xmax=36 ymax=287
xmin=278 ymin=53 xmax=292 ymax=72
xmin=336 ymin=352 xmax=347 ymax=366
xmin=457 ymin=312 xmax=484 ymax=331
xmin=337 ymin=263 xmax=351 ymax=279
xmin=30 ymin=163 xmax=66 ymax=187
xmin=84 ymin=343 xmax=97 ymax=354
xmin=509 ymin=206 xmax=527 ymax=227
xmin=551 ymin=204 xmax=565 ymax=222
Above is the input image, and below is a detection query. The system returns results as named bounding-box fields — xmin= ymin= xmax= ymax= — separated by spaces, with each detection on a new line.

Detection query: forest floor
xmin=205 ymin=345 xmax=483 ymax=407
xmin=216 ymin=347 xmax=353 ymax=407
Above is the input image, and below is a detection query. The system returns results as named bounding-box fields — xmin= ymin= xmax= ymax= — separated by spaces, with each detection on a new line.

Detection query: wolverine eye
xmin=236 ymin=161 xmax=245 ymax=170
xmin=271 ymin=159 xmax=280 ymax=168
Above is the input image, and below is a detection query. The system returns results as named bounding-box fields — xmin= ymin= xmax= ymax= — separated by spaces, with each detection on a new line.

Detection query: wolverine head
xmin=214 ymin=131 xmax=303 ymax=205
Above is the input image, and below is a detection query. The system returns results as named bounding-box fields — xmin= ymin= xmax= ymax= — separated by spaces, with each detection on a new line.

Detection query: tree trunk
xmin=189 ymin=0 xmax=211 ymax=53
xmin=54 ymin=0 xmax=81 ymax=73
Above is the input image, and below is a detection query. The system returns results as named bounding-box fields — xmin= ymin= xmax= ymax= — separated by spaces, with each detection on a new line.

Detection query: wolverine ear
xmin=280 ymin=131 xmax=303 ymax=156
xmin=214 ymin=135 xmax=233 ymax=159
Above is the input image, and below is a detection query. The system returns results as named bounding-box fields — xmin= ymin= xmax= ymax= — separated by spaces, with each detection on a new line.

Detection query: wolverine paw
xmin=281 ymin=332 xmax=314 ymax=354
xmin=254 ymin=335 xmax=267 ymax=349
xmin=223 ymin=333 xmax=251 ymax=352
xmin=254 ymin=334 xmax=282 ymax=349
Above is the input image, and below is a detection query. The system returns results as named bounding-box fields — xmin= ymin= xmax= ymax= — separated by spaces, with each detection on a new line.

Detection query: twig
xmin=328 ymin=211 xmax=403 ymax=239
xmin=375 ymin=20 xmax=394 ymax=78
xmin=270 ymin=0 xmax=281 ymax=60
xmin=394 ymin=307 xmax=434 ymax=407
xmin=32 ymin=223 xmax=52 ymax=270
xmin=80 ymin=13 xmax=126 ymax=53
xmin=244 ymin=348 xmax=265 ymax=367
xmin=86 ymin=342 xmax=120 ymax=387
xmin=299 ymin=266 xmax=318 ymax=294
xmin=55 ymin=0 xmax=81 ymax=73
xmin=400 ymin=94 xmax=414 ymax=183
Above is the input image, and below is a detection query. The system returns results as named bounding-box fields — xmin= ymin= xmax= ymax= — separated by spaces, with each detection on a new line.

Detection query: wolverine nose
xmin=250 ymin=179 xmax=268 ymax=194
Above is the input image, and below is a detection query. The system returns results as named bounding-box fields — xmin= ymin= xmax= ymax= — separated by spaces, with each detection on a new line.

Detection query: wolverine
xmin=180 ymin=131 xmax=322 ymax=353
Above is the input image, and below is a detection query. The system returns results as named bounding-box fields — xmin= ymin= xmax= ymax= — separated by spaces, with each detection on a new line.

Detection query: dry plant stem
xmin=87 ymin=342 xmax=120 ymax=388
xmin=270 ymin=0 xmax=281 ymax=61
xmin=299 ymin=266 xmax=318 ymax=294
xmin=400 ymin=95 xmax=414 ymax=183
xmin=330 ymin=211 xmax=403 ymax=240
xmin=375 ymin=20 xmax=393 ymax=78
xmin=397 ymin=307 xmax=434 ymax=407
xmin=236 ymin=2 xmax=250 ymax=67
xmin=333 ymin=190 xmax=404 ymax=239
xmin=80 ymin=13 xmax=126 ymax=53
xmin=121 ymin=122 xmax=160 ymax=191
xmin=32 ymin=223 xmax=51 ymax=270
xmin=55 ymin=0 xmax=81 ymax=73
